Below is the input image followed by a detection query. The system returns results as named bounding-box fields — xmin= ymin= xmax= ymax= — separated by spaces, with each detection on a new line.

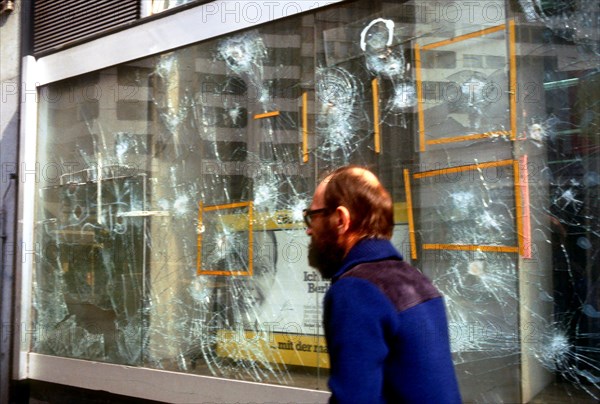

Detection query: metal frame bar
xmin=28 ymin=353 xmax=329 ymax=403
xmin=14 ymin=55 xmax=38 ymax=380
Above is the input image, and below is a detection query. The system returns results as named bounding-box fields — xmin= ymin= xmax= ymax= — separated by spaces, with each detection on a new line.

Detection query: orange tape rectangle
xmin=197 ymin=201 xmax=254 ymax=276
xmin=415 ymin=159 xmax=522 ymax=256
xmin=416 ymin=23 xmax=513 ymax=150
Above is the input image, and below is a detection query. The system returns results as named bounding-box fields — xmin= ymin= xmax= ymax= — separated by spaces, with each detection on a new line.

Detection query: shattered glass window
xmin=32 ymin=0 xmax=598 ymax=402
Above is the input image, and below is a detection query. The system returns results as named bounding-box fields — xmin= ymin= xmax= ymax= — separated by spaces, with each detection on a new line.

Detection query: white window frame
xmin=17 ymin=1 xmax=345 ymax=401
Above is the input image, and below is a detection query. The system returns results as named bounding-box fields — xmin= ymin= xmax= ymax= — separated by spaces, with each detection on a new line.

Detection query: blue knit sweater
xmin=324 ymin=239 xmax=462 ymax=404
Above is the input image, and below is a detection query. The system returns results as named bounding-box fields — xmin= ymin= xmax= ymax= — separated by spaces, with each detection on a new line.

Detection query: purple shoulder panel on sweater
xmin=340 ymin=260 xmax=441 ymax=312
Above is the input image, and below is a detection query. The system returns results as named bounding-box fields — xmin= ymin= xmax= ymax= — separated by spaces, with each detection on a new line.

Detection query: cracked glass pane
xmin=32 ymin=1 xmax=598 ymax=401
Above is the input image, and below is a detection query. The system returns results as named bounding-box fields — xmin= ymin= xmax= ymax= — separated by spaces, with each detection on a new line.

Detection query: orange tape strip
xmin=302 ymin=92 xmax=309 ymax=163
xmin=254 ymin=111 xmax=280 ymax=119
xmin=403 ymin=169 xmax=417 ymax=260
xmin=421 ymin=24 xmax=506 ymax=50
xmin=508 ymin=20 xmax=517 ymax=140
xmin=414 ymin=44 xmax=426 ymax=152
xmin=372 ymin=78 xmax=381 ymax=154
xmin=423 ymin=244 xmax=519 ymax=253
xmin=426 ymin=131 xmax=512 ymax=146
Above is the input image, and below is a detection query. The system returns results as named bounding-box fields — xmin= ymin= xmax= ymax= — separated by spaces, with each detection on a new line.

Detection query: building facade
xmin=1 ymin=0 xmax=599 ymax=402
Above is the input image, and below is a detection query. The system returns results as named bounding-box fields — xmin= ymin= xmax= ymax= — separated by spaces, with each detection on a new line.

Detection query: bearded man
xmin=304 ymin=165 xmax=461 ymax=404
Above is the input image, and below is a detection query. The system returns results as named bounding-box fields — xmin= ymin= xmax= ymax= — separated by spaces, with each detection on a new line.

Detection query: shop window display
xmin=32 ymin=1 xmax=599 ymax=402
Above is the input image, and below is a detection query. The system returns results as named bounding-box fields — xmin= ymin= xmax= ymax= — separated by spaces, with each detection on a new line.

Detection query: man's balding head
xmin=322 ymin=165 xmax=394 ymax=240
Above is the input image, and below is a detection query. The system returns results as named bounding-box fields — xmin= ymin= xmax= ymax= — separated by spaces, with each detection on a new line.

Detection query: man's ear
xmin=335 ymin=206 xmax=351 ymax=235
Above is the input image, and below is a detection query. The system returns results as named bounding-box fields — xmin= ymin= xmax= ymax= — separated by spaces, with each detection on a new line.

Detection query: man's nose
xmin=306 ymin=227 xmax=312 ymax=236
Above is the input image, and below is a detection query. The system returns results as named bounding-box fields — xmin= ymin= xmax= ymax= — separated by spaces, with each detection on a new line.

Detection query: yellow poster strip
xmin=216 ymin=330 xmax=330 ymax=369
xmin=403 ymin=169 xmax=417 ymax=260
xmin=508 ymin=19 xmax=517 ymax=140
xmin=372 ymin=78 xmax=381 ymax=154
xmin=302 ymin=92 xmax=309 ymax=163
xmin=414 ymin=44 xmax=426 ymax=152
xmin=254 ymin=111 xmax=280 ymax=119
xmin=423 ymin=244 xmax=519 ymax=253
xmin=422 ymin=24 xmax=506 ymax=50
xmin=413 ymin=159 xmax=514 ymax=179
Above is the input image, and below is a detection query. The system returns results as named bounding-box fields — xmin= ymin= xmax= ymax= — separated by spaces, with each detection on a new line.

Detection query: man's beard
xmin=308 ymin=228 xmax=345 ymax=280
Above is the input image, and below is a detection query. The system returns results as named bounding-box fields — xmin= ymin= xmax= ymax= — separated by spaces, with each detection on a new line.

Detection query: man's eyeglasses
xmin=303 ymin=207 xmax=331 ymax=228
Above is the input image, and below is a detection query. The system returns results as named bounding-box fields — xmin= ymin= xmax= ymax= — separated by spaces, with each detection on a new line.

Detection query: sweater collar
xmin=332 ymin=238 xmax=403 ymax=282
